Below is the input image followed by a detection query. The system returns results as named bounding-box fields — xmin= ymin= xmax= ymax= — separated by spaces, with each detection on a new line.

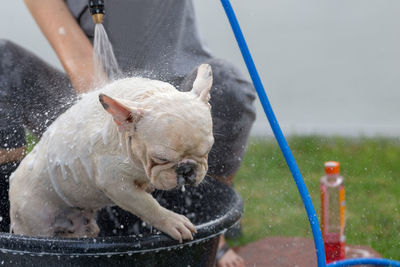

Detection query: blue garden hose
xmin=328 ymin=259 xmax=400 ymax=267
xmin=220 ymin=0 xmax=400 ymax=266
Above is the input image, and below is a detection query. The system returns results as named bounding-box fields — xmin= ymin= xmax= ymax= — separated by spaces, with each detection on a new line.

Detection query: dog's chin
xmin=151 ymin=174 xmax=178 ymax=191
xmin=152 ymin=180 xmax=178 ymax=191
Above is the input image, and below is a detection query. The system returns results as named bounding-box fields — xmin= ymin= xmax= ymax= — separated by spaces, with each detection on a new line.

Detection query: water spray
xmin=88 ymin=0 xmax=105 ymax=24
xmin=88 ymin=0 xmax=121 ymax=85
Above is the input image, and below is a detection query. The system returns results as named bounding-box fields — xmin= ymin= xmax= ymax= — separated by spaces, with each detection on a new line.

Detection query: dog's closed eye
xmin=152 ymin=157 xmax=169 ymax=164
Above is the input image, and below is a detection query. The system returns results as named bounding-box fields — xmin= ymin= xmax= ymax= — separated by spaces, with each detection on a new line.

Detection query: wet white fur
xmin=9 ymin=64 xmax=214 ymax=241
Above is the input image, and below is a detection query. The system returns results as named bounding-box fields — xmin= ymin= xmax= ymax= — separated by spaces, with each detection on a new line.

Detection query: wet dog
xmin=9 ymin=64 xmax=214 ymax=242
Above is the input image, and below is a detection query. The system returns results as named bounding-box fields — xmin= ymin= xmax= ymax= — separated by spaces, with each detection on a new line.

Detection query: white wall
xmin=2 ymin=1 xmax=400 ymax=137
xmin=194 ymin=0 xmax=400 ymax=137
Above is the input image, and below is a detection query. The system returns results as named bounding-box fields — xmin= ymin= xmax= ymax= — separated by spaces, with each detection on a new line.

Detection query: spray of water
xmin=93 ymin=24 xmax=122 ymax=88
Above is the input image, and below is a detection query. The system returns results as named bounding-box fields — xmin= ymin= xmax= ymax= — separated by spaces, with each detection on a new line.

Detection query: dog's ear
xmin=191 ymin=64 xmax=213 ymax=104
xmin=99 ymin=94 xmax=144 ymax=132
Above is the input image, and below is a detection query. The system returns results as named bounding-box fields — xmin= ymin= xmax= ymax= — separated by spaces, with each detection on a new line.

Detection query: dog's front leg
xmin=95 ymin=162 xmax=196 ymax=242
xmin=99 ymin=179 xmax=196 ymax=242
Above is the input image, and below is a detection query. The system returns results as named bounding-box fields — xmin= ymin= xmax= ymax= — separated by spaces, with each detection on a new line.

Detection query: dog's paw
xmin=153 ymin=209 xmax=197 ymax=243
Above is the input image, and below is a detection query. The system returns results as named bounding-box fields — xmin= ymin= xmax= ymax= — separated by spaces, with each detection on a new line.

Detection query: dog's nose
xmin=175 ymin=162 xmax=197 ymax=186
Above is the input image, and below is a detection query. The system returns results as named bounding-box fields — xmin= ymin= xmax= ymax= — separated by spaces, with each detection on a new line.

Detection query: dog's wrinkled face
xmin=99 ymin=64 xmax=214 ymax=190
xmin=140 ymin=101 xmax=214 ymax=190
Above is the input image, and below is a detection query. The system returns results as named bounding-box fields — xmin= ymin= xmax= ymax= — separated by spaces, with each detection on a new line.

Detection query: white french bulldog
xmin=9 ymin=64 xmax=214 ymax=243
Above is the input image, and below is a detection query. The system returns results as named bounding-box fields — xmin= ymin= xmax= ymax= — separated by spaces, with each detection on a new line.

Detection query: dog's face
xmin=99 ymin=64 xmax=214 ymax=190
xmin=139 ymin=102 xmax=214 ymax=190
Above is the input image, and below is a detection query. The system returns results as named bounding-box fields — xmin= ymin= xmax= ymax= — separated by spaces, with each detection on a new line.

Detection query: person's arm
xmin=24 ymin=0 xmax=102 ymax=94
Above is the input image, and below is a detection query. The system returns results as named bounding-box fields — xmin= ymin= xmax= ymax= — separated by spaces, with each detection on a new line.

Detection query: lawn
xmin=231 ymin=136 xmax=400 ymax=261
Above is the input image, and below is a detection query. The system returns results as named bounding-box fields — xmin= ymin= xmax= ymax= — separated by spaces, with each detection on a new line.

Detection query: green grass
xmin=26 ymin=132 xmax=38 ymax=152
xmin=230 ymin=136 xmax=400 ymax=260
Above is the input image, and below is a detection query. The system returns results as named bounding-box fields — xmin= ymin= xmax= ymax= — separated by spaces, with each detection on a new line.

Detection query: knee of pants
xmin=203 ymin=59 xmax=257 ymax=176
xmin=205 ymin=58 xmax=256 ymax=122
xmin=0 ymin=39 xmax=19 ymax=90
xmin=0 ymin=40 xmax=26 ymax=149
xmin=0 ymin=39 xmax=19 ymax=67
xmin=178 ymin=59 xmax=257 ymax=176
xmin=0 ymin=39 xmax=10 ymax=53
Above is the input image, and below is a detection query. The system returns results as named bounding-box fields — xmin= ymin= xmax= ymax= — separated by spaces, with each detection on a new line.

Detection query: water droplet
xmin=58 ymin=27 xmax=66 ymax=36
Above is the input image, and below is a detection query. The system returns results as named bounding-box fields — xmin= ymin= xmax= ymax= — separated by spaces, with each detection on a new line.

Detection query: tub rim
xmin=0 ymin=183 xmax=242 ymax=256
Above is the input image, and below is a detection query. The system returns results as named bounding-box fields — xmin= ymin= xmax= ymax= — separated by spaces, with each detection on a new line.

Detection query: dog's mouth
xmin=145 ymin=155 xmax=208 ymax=190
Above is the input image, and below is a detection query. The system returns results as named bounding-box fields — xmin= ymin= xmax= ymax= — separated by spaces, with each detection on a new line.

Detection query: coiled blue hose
xmin=219 ymin=0 xmax=400 ymax=266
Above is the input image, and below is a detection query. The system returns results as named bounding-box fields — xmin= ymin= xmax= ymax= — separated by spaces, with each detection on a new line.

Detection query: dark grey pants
xmin=0 ymin=40 xmax=256 ymax=177
xmin=0 ymin=40 xmax=76 ymax=149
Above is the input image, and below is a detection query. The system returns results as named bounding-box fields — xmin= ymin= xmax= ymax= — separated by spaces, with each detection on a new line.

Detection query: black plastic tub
xmin=0 ymin=179 xmax=242 ymax=266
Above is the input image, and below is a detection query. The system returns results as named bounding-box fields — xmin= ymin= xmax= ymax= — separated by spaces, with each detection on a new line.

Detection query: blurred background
xmin=2 ymin=0 xmax=400 ymax=137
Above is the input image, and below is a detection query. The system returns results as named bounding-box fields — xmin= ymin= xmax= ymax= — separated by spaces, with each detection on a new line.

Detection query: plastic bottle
xmin=320 ymin=161 xmax=346 ymax=263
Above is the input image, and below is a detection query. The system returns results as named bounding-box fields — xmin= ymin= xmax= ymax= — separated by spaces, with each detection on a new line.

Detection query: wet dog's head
xmin=99 ymin=64 xmax=214 ymax=190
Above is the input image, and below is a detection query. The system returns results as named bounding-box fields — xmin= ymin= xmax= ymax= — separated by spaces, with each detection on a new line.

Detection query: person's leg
xmin=179 ymin=58 xmax=256 ymax=181
xmin=179 ymin=58 xmax=256 ymax=267
xmin=0 ymin=39 xmax=76 ymax=231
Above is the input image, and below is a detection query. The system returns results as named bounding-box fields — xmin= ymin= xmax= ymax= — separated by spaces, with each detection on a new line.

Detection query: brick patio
xmin=234 ymin=237 xmax=381 ymax=267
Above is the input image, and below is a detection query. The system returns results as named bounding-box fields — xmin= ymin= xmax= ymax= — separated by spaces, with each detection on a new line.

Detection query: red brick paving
xmin=234 ymin=237 xmax=381 ymax=267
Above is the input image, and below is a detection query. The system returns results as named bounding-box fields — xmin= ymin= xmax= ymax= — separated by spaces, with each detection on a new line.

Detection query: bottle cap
xmin=324 ymin=161 xmax=340 ymax=175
